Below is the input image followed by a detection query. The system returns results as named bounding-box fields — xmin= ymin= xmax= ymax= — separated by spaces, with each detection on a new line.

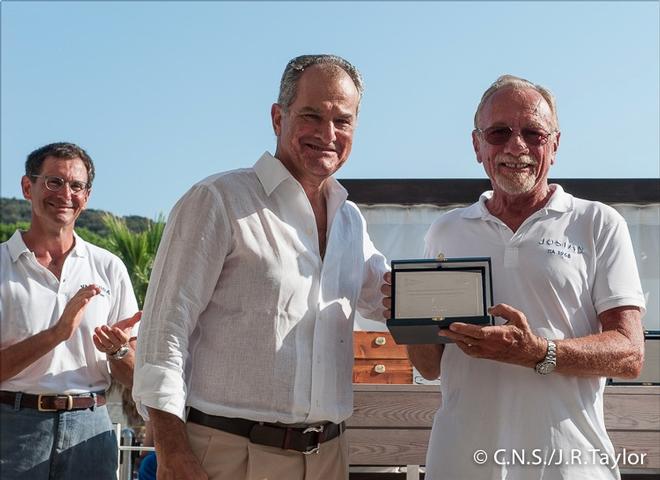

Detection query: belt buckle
xmin=37 ymin=394 xmax=73 ymax=412
xmin=301 ymin=424 xmax=324 ymax=455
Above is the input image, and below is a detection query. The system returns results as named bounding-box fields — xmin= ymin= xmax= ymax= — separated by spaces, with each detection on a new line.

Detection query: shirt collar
xmin=543 ymin=184 xmax=573 ymax=213
xmin=6 ymin=230 xmax=29 ymax=262
xmin=254 ymin=151 xmax=294 ymax=196
xmin=70 ymin=231 xmax=88 ymax=258
xmin=6 ymin=229 xmax=87 ymax=263
xmin=253 ymin=151 xmax=349 ymax=206
xmin=461 ymin=183 xmax=573 ymax=220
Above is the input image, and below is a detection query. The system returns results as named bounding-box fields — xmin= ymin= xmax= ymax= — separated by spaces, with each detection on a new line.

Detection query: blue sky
xmin=2 ymin=1 xmax=658 ymax=218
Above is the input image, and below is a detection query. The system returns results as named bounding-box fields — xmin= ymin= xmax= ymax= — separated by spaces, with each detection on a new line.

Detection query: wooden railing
xmin=347 ymin=384 xmax=660 ymax=477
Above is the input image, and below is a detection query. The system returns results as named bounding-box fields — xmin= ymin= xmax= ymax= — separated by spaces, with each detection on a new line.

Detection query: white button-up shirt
xmin=0 ymin=231 xmax=138 ymax=394
xmin=133 ymin=152 xmax=388 ymax=423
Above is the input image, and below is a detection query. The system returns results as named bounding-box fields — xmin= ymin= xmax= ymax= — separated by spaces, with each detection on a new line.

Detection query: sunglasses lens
xmin=483 ymin=127 xmax=551 ymax=146
xmin=521 ymin=129 xmax=549 ymax=146
xmin=484 ymin=127 xmax=512 ymax=145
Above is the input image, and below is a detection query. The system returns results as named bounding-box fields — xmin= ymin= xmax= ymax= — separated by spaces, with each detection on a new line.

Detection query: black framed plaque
xmin=387 ymin=256 xmax=494 ymax=344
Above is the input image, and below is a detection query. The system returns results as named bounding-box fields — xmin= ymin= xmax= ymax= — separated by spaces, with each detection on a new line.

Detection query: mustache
xmin=495 ymin=153 xmax=538 ymax=165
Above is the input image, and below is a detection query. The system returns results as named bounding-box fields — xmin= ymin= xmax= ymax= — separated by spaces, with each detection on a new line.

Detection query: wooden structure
xmin=347 ymin=384 xmax=660 ymax=477
xmin=353 ymin=332 xmax=412 ymax=384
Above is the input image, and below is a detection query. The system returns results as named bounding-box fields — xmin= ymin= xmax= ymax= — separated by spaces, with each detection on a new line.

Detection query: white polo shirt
xmin=423 ymin=185 xmax=646 ymax=480
xmin=0 ymin=231 xmax=138 ymax=394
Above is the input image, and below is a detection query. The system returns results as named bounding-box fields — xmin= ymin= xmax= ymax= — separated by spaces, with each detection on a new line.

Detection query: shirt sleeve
xmin=423 ymin=217 xmax=443 ymax=258
xmin=133 ymin=182 xmax=232 ymax=421
xmin=592 ymin=212 xmax=646 ymax=316
xmin=356 ymin=209 xmax=390 ymax=321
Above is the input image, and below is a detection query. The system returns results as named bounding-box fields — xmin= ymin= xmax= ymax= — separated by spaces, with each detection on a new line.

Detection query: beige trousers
xmin=186 ymin=421 xmax=349 ymax=480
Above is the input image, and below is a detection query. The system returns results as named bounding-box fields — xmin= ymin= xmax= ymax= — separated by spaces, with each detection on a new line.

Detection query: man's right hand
xmin=148 ymin=408 xmax=208 ymax=480
xmin=156 ymin=451 xmax=208 ymax=480
xmin=53 ymin=284 xmax=101 ymax=341
xmin=381 ymin=271 xmax=392 ymax=319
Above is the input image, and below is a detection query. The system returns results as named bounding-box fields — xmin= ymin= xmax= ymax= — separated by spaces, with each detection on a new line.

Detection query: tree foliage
xmin=102 ymin=214 xmax=165 ymax=308
xmin=0 ymin=222 xmax=30 ymax=242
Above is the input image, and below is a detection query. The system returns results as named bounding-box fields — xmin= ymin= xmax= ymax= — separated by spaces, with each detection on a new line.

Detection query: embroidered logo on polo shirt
xmin=538 ymin=237 xmax=584 ymax=259
xmin=80 ymin=283 xmax=111 ymax=297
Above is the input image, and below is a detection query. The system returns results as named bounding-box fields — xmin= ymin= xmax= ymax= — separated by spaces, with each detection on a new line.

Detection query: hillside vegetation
xmin=1 ymin=197 xmax=153 ymax=236
xmin=1 ymin=197 xmax=165 ymax=308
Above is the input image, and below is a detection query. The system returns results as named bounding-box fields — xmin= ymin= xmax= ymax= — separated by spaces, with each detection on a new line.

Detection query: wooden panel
xmin=350 ymin=385 xmax=660 ymax=430
xmin=353 ymin=360 xmax=412 ymax=384
xmin=348 ymin=390 xmax=441 ymax=428
xmin=354 ymin=332 xmax=408 ymax=359
xmin=609 ymin=431 xmax=660 ymax=470
xmin=347 ymin=385 xmax=660 ymax=470
xmin=347 ymin=430 xmax=660 ymax=470
xmin=605 ymin=393 xmax=660 ymax=430
xmin=353 ymin=384 xmax=441 ymax=393
xmin=347 ymin=428 xmax=431 ymax=465
xmin=605 ymin=386 xmax=660 ymax=395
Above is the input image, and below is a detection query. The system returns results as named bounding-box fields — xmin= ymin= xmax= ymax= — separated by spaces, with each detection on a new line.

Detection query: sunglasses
xmin=476 ymin=126 xmax=556 ymax=146
xmin=30 ymin=175 xmax=90 ymax=195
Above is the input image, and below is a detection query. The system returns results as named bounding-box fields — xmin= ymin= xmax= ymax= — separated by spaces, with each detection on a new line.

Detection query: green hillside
xmin=1 ymin=197 xmax=153 ymax=235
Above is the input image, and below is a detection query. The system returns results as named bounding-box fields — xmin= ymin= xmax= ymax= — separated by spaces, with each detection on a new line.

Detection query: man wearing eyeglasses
xmin=392 ymin=75 xmax=646 ymax=479
xmin=0 ymin=142 xmax=140 ymax=479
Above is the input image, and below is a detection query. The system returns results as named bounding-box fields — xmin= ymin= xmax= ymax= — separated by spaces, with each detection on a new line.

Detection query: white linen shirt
xmin=423 ymin=185 xmax=646 ymax=480
xmin=0 ymin=231 xmax=138 ymax=394
xmin=133 ymin=152 xmax=388 ymax=423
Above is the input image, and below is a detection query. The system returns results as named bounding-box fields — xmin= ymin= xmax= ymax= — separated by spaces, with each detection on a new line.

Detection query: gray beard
xmin=492 ymin=153 xmax=537 ymax=194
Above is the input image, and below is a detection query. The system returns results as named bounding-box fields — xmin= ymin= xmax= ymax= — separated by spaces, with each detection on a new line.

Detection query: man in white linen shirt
xmin=133 ymin=54 xmax=388 ymax=480
xmin=0 ymin=142 xmax=140 ymax=479
xmin=382 ymin=75 xmax=646 ymax=480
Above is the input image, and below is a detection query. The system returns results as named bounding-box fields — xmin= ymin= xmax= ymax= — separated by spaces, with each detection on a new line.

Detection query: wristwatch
xmin=534 ymin=338 xmax=557 ymax=375
xmin=109 ymin=344 xmax=130 ymax=360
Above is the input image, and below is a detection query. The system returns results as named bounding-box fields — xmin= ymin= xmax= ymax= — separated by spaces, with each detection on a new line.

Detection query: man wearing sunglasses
xmin=0 ymin=142 xmax=140 ymax=479
xmin=397 ymin=75 xmax=645 ymax=479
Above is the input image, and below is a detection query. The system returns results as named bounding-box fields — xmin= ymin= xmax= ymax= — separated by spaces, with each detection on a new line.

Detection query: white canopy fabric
xmin=355 ymin=203 xmax=660 ymax=333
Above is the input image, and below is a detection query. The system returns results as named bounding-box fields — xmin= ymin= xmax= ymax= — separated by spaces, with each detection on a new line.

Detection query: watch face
xmin=112 ymin=345 xmax=130 ymax=360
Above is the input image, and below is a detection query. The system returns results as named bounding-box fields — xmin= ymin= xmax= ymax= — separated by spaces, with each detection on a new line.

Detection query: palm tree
xmin=102 ymin=214 xmax=165 ymax=429
xmin=102 ymin=214 xmax=165 ymax=308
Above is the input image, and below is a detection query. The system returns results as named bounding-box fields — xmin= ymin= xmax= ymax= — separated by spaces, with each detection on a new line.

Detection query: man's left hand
xmin=439 ymin=303 xmax=546 ymax=368
xmin=93 ymin=311 xmax=142 ymax=357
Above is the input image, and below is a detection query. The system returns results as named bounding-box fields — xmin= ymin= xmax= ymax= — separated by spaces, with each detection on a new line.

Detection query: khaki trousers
xmin=186 ymin=421 xmax=349 ymax=480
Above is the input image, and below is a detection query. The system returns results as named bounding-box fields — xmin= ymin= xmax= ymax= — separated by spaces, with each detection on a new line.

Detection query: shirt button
xmin=306 ymin=227 xmax=314 ymax=236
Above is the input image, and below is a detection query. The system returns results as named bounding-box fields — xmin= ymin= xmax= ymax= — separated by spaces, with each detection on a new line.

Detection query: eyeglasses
xmin=475 ymin=126 xmax=556 ymax=146
xmin=30 ymin=175 xmax=90 ymax=195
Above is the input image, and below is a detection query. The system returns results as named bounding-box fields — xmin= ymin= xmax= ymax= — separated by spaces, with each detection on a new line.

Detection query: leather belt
xmin=187 ymin=408 xmax=344 ymax=454
xmin=0 ymin=391 xmax=106 ymax=412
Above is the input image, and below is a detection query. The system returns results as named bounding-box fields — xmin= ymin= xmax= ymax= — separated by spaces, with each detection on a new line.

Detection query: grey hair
xmin=277 ymin=54 xmax=364 ymax=110
xmin=474 ymin=74 xmax=559 ymax=130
